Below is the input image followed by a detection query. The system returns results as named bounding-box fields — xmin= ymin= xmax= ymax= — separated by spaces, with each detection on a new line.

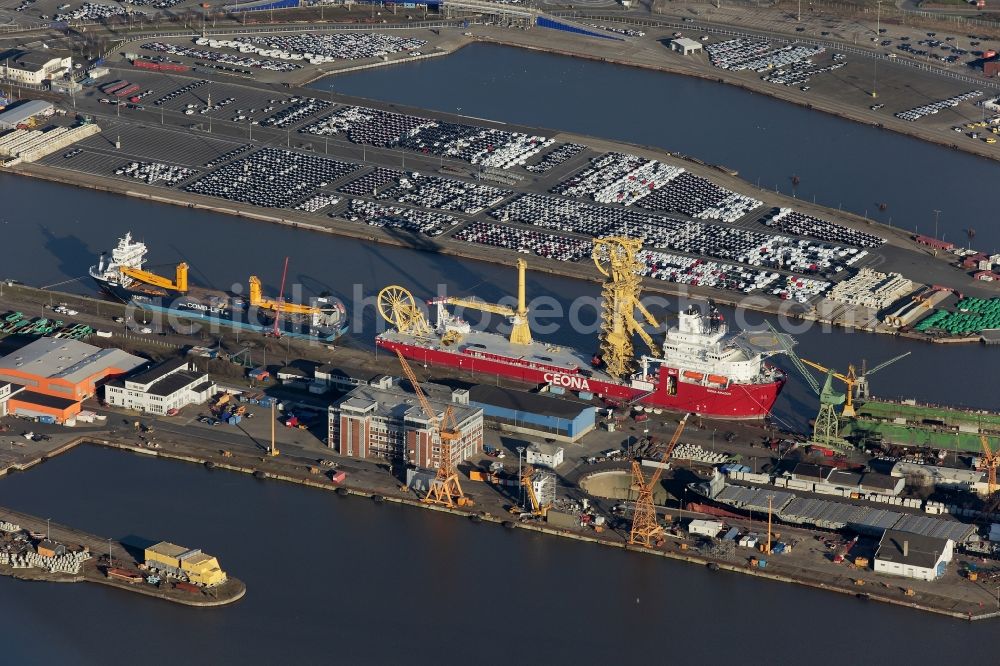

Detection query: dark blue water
xmin=0 ymin=445 xmax=993 ymax=665
xmin=320 ymin=43 xmax=1000 ymax=251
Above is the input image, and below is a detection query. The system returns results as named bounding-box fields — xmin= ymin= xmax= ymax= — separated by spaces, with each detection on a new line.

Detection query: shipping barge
xmin=89 ymin=233 xmax=348 ymax=342
xmin=376 ymin=242 xmax=786 ymax=419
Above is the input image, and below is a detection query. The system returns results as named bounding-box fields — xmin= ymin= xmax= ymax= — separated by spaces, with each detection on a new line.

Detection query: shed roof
xmin=469 ymin=384 xmax=590 ymax=419
xmin=876 ymin=529 xmax=950 ymax=569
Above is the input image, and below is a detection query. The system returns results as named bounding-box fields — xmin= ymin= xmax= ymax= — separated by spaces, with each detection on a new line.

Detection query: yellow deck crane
xmin=802 ymin=352 xmax=910 ymax=417
xmin=979 ymin=435 xmax=998 ymax=497
xmin=377 ymin=285 xmax=433 ymax=337
xmin=119 ymin=262 xmax=189 ymax=293
xmin=248 ymin=275 xmax=323 ymax=315
xmin=628 ymin=413 xmax=689 ymax=547
xmin=394 ymin=349 xmax=472 ymax=508
xmin=440 ymin=258 xmax=532 ymax=346
xmin=593 ymin=237 xmax=661 ymax=378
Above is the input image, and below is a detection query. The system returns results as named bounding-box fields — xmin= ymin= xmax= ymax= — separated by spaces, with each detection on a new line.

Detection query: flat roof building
xmin=670 ymin=38 xmax=704 ymax=55
xmin=329 ymin=378 xmax=483 ymax=470
xmin=105 ymin=357 xmax=215 ymax=415
xmin=0 ymin=337 xmax=144 ymax=422
xmin=468 ymin=384 xmax=595 ymax=442
xmin=874 ymin=529 xmax=953 ymax=581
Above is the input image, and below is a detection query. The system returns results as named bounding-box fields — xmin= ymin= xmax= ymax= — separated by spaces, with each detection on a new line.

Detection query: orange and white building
xmin=0 ymin=337 xmax=145 ymax=423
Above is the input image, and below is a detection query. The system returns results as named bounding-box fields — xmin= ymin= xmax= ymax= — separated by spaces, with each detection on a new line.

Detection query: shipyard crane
xmin=118 ymin=262 xmax=189 ymax=293
xmin=767 ymin=322 xmax=849 ymax=450
xmin=593 ymin=237 xmax=661 ymax=379
xmin=629 ymin=414 xmax=689 ymax=548
xmin=248 ymin=275 xmax=324 ymax=317
xmin=979 ymin=435 xmax=998 ymax=497
xmin=519 ymin=465 xmax=551 ymax=518
xmin=853 ymin=352 xmax=910 ymax=401
xmin=377 ymin=285 xmax=432 ymax=337
xmin=437 ymin=258 xmax=532 ymax=346
xmin=394 ymin=349 xmax=472 ymax=508
xmin=802 ymin=353 xmax=910 ymax=416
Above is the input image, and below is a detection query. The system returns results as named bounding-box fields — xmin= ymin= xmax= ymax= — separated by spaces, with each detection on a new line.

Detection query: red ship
xmin=376 ymin=245 xmax=785 ymax=419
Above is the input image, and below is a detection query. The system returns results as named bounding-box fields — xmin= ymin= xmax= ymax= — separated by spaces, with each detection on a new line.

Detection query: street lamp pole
xmin=517 ymin=446 xmax=525 ymax=509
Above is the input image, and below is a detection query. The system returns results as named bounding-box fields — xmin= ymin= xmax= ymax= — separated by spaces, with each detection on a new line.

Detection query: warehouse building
xmin=104 ymin=357 xmax=215 ymax=415
xmin=0 ymin=100 xmax=54 ymax=130
xmin=0 ymin=337 xmax=144 ymax=422
xmin=468 ymin=385 xmax=595 ymax=442
xmin=873 ymin=529 xmax=953 ymax=581
xmin=328 ymin=377 xmax=483 ymax=470
xmin=0 ymin=50 xmax=72 ymax=85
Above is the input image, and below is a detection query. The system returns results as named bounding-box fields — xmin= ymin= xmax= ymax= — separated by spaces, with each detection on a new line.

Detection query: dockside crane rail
xmin=628 ymin=413 xmax=689 ymax=548
xmin=394 ymin=349 xmax=471 ymax=508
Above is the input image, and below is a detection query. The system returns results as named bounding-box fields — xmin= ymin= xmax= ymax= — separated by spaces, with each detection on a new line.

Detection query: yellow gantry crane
xmin=593 ymin=237 xmax=661 ymax=378
xmin=442 ymin=258 xmax=532 ymax=345
xmin=979 ymin=435 xmax=998 ymax=497
xmin=119 ymin=262 xmax=189 ymax=293
xmin=801 ymin=352 xmax=910 ymax=418
xmin=628 ymin=414 xmax=689 ymax=547
xmin=394 ymin=349 xmax=472 ymax=508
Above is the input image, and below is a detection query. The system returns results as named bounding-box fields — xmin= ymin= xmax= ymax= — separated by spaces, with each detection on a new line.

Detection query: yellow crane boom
xmin=444 ymin=258 xmax=532 ymax=345
xmin=628 ymin=414 xmax=689 ymax=547
xmin=119 ymin=262 xmax=188 ymax=292
xmin=248 ymin=276 xmax=320 ymax=315
xmin=980 ymin=435 xmax=997 ymax=497
xmin=394 ymin=349 xmax=471 ymax=508
xmin=801 ymin=358 xmax=856 ymax=417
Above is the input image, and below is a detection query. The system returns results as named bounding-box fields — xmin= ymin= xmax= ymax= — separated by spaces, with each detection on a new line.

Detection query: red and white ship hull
xmin=377 ymin=335 xmax=783 ymax=419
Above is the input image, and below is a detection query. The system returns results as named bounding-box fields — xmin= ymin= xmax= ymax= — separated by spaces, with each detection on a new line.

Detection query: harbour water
xmin=0 ymin=445 xmax=994 ymax=665
xmin=319 ymin=43 xmax=1000 ymax=251
xmin=0 ymin=171 xmax=991 ymax=431
xmin=0 ymin=44 xmax=996 ymax=661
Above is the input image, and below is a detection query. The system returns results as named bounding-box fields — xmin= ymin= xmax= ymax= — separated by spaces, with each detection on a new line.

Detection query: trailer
xmin=114 ymin=84 xmax=141 ymax=98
